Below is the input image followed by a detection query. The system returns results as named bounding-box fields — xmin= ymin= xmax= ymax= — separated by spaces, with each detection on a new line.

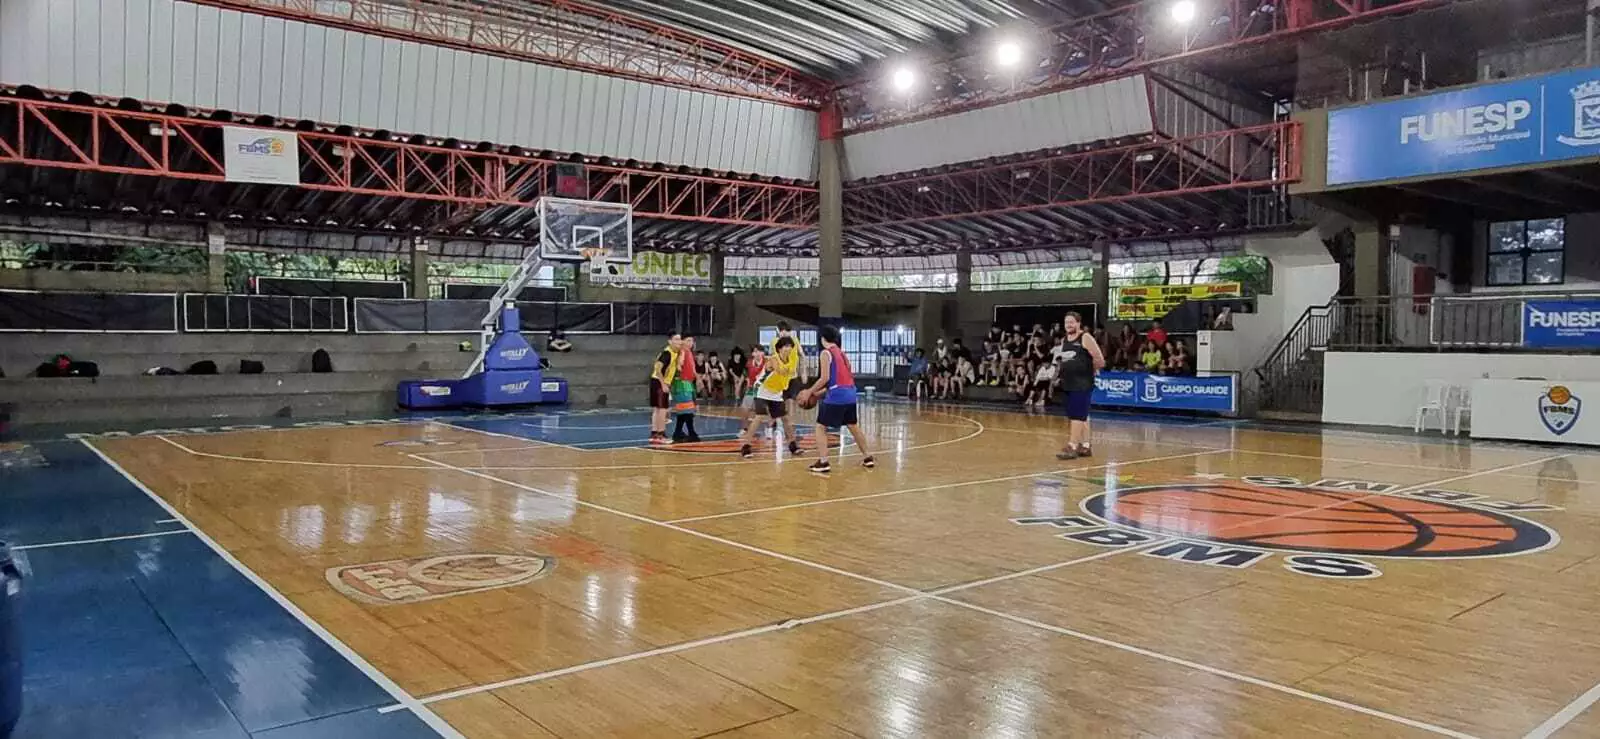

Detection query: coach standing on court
xmin=1056 ymin=311 xmax=1104 ymax=460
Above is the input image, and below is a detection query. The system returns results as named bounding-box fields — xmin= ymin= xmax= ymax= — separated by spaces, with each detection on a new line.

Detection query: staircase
xmin=1254 ymin=302 xmax=1336 ymax=417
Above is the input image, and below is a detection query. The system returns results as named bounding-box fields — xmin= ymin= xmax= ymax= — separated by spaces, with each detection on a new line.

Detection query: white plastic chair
xmin=1450 ymin=384 xmax=1472 ymax=435
xmin=1414 ymin=380 xmax=1449 ymax=433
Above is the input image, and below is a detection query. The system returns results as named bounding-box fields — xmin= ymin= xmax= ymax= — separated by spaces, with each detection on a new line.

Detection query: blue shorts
xmin=1063 ymin=390 xmax=1092 ymax=421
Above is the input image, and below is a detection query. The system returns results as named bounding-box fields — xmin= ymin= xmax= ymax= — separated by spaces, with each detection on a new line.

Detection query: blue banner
xmin=1092 ymin=371 xmax=1236 ymax=413
xmin=1327 ymin=66 xmax=1600 ymax=186
xmin=1523 ymin=301 xmax=1600 ymax=348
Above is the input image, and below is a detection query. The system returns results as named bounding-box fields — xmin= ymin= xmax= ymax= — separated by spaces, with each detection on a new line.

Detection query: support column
xmin=1091 ymin=242 xmax=1111 ymax=328
xmin=1352 ymin=222 xmax=1386 ymax=297
xmin=818 ymin=103 xmax=845 ymax=322
xmin=708 ymin=249 xmax=730 ymax=332
xmin=204 ymin=222 xmax=227 ymax=293
xmin=410 ymin=237 xmax=431 ymax=299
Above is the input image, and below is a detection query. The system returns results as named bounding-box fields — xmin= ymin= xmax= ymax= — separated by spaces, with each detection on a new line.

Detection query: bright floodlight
xmin=891 ymin=66 xmax=916 ymax=93
xmin=1169 ymin=0 xmax=1197 ymax=24
xmin=995 ymin=40 xmax=1023 ymax=68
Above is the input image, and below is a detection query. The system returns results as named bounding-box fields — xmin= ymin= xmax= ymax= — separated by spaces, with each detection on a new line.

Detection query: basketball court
xmin=22 ymin=401 xmax=1594 ymax=738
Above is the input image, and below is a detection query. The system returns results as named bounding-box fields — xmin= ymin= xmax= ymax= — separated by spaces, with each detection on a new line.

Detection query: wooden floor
xmin=88 ymin=403 xmax=1600 ymax=739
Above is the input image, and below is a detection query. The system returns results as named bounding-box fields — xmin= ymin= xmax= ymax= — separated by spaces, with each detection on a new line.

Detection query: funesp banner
xmin=222 ymin=127 xmax=301 ymax=186
xmin=1093 ymin=371 xmax=1237 ymax=413
xmin=1522 ymin=300 xmax=1600 ymax=348
xmin=1327 ymin=66 xmax=1600 ymax=186
xmin=591 ymin=251 xmax=711 ymax=287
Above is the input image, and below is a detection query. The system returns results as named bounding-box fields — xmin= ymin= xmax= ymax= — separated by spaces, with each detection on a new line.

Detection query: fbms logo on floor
xmin=1013 ymin=475 xmax=1560 ymax=579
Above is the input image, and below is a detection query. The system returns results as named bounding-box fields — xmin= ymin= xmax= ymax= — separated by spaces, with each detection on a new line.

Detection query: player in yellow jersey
xmin=737 ymin=335 xmax=803 ymax=459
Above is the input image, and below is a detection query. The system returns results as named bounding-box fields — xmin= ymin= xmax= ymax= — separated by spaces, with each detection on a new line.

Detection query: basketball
xmin=796 ymin=389 xmax=818 ymax=409
xmin=1086 ymin=483 xmax=1544 ymax=557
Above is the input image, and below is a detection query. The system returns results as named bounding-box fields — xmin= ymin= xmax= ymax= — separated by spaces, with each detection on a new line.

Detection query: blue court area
xmin=447 ymin=408 xmax=770 ymax=448
xmin=1 ymin=442 xmax=439 ymax=739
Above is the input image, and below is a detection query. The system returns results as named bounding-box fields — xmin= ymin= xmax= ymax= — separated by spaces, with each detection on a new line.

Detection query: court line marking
xmin=379 ymin=540 xmax=1150 ymax=712
xmin=932 ymin=597 xmax=1479 ymax=739
xmin=80 ymin=440 xmax=467 ymax=739
xmin=154 ymin=517 xmax=180 ymax=523
xmin=13 ymin=528 xmax=192 ymax=551
xmin=397 ymin=453 xmax=1533 ymax=736
xmin=1523 ymin=679 xmax=1600 ymax=739
xmin=157 ymin=411 xmax=989 ymax=472
xmin=667 ymin=448 xmax=1229 ymax=524
xmin=906 ymin=419 xmax=1552 ymax=475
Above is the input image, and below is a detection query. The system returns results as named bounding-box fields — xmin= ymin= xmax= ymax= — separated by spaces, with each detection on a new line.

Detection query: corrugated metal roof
xmin=525 ymin=0 xmax=1045 ymax=76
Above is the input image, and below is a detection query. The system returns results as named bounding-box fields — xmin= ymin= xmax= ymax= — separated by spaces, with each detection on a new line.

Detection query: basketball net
xmin=580 ymin=247 xmax=608 ymax=278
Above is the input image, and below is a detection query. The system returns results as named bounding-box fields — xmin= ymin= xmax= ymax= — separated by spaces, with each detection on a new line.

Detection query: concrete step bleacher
xmin=0 ymin=332 xmax=690 ymax=429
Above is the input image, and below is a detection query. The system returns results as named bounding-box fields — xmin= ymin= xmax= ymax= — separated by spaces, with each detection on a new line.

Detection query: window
xmin=1487 ymin=219 xmax=1564 ymax=286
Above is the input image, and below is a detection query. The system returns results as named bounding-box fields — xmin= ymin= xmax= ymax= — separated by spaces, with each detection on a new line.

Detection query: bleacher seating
xmin=0 ymin=332 xmax=702 ymax=430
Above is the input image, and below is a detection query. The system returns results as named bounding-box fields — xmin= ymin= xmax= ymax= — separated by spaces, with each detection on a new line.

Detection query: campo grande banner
xmin=592 ymin=251 xmax=711 ymax=287
xmin=1111 ymin=282 xmax=1241 ymax=319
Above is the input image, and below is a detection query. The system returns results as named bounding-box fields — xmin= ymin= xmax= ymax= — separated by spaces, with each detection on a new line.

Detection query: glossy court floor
xmin=6 ymin=402 xmax=1600 ymax=738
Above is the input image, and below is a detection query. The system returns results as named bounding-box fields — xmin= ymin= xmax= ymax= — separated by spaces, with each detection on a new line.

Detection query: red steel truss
xmin=0 ymin=96 xmax=817 ymax=229
xmin=842 ymin=122 xmax=1300 ymax=227
xmin=835 ymin=0 xmax=1453 ymax=132
xmin=183 ymin=0 xmax=827 ymax=107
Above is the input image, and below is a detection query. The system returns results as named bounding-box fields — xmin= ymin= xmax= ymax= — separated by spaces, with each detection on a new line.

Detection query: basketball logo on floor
xmin=327 ymin=553 xmax=554 ymax=604
xmin=1538 ymin=385 xmax=1581 ymax=436
xmin=1013 ymin=475 xmax=1560 ymax=579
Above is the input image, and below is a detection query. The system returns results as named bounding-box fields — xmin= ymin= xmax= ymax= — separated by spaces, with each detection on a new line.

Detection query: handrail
xmin=1253 ymin=299 xmax=1333 ymax=381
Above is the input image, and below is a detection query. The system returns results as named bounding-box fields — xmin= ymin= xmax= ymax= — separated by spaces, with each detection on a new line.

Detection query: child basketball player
xmin=671 ymin=335 xmax=701 ymax=443
xmin=648 ymin=332 xmax=682 ymax=444
xmin=738 ymin=336 xmax=802 ymax=459
xmin=800 ymin=325 xmax=875 ymax=475
xmin=737 ymin=344 xmax=766 ymax=438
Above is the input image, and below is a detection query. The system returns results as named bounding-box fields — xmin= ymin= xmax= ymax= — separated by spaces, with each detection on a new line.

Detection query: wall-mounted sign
xmin=592 ymin=251 xmax=711 ymax=287
xmin=1327 ymin=66 xmax=1600 ymax=186
xmin=222 ymin=127 xmax=301 ymax=186
xmin=1110 ymin=282 xmax=1240 ymax=319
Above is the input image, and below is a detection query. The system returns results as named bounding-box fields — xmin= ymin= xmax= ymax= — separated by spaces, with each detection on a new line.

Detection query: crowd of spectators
xmin=902 ymin=319 xmax=1199 ymax=405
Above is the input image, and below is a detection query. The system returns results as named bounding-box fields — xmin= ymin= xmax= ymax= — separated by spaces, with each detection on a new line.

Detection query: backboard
xmin=537 ymin=197 xmax=633 ymax=264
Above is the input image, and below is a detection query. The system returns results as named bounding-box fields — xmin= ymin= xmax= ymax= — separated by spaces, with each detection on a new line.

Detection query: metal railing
xmin=1253 ymin=300 xmax=1336 ymax=414
xmin=1253 ymin=291 xmax=1600 ymax=414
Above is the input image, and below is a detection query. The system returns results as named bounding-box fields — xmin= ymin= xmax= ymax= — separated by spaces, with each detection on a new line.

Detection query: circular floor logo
xmin=327 ymin=553 xmax=554 ymax=605
xmin=1082 ymin=482 xmax=1556 ymax=559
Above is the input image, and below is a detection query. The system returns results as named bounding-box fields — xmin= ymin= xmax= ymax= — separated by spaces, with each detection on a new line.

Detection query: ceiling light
xmin=1170 ymin=0 xmax=1197 ymax=24
xmin=996 ymin=40 xmax=1023 ymax=68
xmin=891 ymin=66 xmax=916 ymax=93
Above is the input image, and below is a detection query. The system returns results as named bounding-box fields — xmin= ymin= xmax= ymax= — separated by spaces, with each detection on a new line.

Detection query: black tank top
xmin=1058 ymin=333 xmax=1095 ymax=392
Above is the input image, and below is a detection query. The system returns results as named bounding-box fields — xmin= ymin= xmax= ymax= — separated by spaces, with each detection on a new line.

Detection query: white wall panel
xmin=0 ymin=0 xmax=816 ymax=179
xmin=1151 ymin=68 xmax=1272 ymax=138
xmin=840 ymin=75 xmax=1154 ymax=180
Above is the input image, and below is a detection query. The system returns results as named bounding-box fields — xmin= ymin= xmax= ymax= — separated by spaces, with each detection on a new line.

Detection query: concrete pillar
xmin=1352 ymin=222 xmax=1386 ymax=297
xmin=708 ymin=249 xmax=731 ymax=333
xmin=1091 ymin=243 xmax=1111 ymax=328
xmin=204 ymin=222 xmax=227 ymax=293
xmin=818 ymin=103 xmax=845 ymax=321
xmin=410 ymin=237 xmax=431 ymax=299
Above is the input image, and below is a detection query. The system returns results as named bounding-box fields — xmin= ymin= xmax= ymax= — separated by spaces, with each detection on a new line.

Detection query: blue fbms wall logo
xmin=1522 ymin=301 xmax=1600 ymax=348
xmin=1538 ymin=385 xmax=1581 ymax=436
xmin=1094 ymin=371 xmax=1235 ymax=413
xmin=1327 ymin=66 xmax=1600 ymax=185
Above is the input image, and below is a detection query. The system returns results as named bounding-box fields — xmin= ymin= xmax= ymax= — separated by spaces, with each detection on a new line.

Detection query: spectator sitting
xmin=1008 ymin=361 xmax=1031 ymax=400
xmin=728 ymin=347 xmax=748 ymax=398
xmin=1147 ymin=320 xmax=1168 ymax=347
xmin=1140 ymin=340 xmax=1163 ymax=373
xmin=1162 ymin=341 xmax=1184 ymax=376
xmin=1171 ymin=341 xmax=1194 ymax=375
xmin=693 ymin=350 xmax=711 ymax=397
xmin=953 ymin=355 xmax=974 ymax=398
xmin=1027 ymin=357 xmax=1056 ymax=408
xmin=907 ymin=348 xmax=930 ymax=399
xmin=705 ymin=351 xmax=728 ymax=400
xmin=1213 ymin=306 xmax=1234 ymax=330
